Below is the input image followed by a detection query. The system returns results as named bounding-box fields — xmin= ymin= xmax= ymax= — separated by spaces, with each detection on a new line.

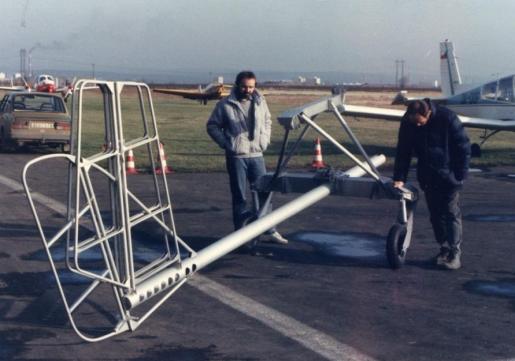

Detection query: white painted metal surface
xmin=22 ymin=82 xmax=412 ymax=341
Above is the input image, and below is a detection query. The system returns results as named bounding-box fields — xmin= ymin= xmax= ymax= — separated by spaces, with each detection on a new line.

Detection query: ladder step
xmin=76 ymin=226 xmax=123 ymax=253
xmin=129 ymin=204 xmax=169 ymax=226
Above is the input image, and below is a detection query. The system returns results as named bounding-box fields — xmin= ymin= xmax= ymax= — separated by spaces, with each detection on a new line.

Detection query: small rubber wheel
xmin=471 ymin=143 xmax=481 ymax=158
xmin=386 ymin=223 xmax=408 ymax=269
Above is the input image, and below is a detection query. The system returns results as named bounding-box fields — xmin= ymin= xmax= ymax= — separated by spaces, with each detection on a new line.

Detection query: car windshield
xmin=12 ymin=94 xmax=65 ymax=112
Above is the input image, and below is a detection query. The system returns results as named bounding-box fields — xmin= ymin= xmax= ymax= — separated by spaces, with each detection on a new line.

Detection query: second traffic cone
xmin=126 ymin=149 xmax=138 ymax=174
xmin=311 ymin=137 xmax=326 ymax=170
xmin=155 ymin=142 xmax=173 ymax=174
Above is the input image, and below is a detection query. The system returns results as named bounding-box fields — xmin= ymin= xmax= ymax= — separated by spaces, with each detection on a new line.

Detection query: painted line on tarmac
xmin=0 ymin=173 xmax=376 ymax=361
xmin=0 ymin=174 xmax=67 ymax=214
xmin=190 ymin=275 xmax=376 ymax=361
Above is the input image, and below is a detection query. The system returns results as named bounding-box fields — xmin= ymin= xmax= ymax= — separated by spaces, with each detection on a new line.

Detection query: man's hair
xmin=235 ymin=71 xmax=256 ymax=86
xmin=406 ymin=99 xmax=430 ymax=117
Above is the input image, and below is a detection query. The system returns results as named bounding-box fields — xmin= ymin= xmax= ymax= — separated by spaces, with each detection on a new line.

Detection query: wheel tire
xmin=471 ymin=143 xmax=481 ymax=158
xmin=386 ymin=224 xmax=408 ymax=269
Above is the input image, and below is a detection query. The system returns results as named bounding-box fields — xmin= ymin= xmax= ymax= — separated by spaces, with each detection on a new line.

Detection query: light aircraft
xmin=340 ymin=40 xmax=515 ymax=157
xmin=153 ymin=76 xmax=231 ymax=105
xmin=34 ymin=74 xmax=58 ymax=92
xmin=0 ymin=74 xmax=74 ymax=101
xmin=34 ymin=74 xmax=75 ymax=99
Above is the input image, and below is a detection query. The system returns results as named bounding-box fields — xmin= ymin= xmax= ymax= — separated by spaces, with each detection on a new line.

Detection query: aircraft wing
xmin=340 ymin=104 xmax=405 ymax=121
xmin=153 ymin=88 xmax=209 ymax=100
xmin=340 ymin=104 xmax=515 ymax=131
xmin=0 ymin=86 xmax=26 ymax=91
xmin=458 ymin=115 xmax=515 ymax=130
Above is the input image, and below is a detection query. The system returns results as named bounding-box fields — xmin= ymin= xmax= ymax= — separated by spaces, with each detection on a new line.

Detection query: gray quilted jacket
xmin=206 ymin=89 xmax=272 ymax=157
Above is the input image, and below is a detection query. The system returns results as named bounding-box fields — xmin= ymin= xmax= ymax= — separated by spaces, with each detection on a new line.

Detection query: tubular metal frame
xmin=23 ymin=83 xmax=417 ymax=342
xmin=254 ymin=93 xmax=418 ymax=257
xmin=23 ymin=80 xmax=196 ymax=341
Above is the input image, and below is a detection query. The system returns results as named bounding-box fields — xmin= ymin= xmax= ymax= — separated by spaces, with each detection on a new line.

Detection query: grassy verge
xmin=76 ymin=90 xmax=515 ymax=173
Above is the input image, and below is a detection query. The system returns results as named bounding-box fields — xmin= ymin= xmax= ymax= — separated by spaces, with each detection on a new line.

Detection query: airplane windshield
xmin=481 ymin=81 xmax=498 ymax=100
xmin=480 ymin=77 xmax=515 ymax=103
xmin=497 ymin=76 xmax=514 ymax=102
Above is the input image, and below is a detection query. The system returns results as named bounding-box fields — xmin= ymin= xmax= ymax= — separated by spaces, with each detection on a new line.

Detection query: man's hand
xmin=393 ymin=181 xmax=405 ymax=189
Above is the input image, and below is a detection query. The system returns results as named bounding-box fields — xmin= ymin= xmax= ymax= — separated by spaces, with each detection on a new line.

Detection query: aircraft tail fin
xmin=439 ymin=40 xmax=463 ymax=96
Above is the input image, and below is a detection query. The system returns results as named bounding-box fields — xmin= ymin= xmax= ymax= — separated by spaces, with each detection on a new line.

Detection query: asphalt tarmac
xmin=1 ymin=151 xmax=515 ymax=361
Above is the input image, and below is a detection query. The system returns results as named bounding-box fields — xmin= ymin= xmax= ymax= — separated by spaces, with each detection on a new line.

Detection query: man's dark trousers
xmin=424 ymin=186 xmax=463 ymax=255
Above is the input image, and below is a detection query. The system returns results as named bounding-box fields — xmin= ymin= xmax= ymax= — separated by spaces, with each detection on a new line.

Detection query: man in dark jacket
xmin=393 ymin=99 xmax=471 ymax=270
xmin=206 ymin=71 xmax=288 ymax=244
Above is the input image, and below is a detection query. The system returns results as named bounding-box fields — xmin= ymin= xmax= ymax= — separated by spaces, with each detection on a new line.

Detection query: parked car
xmin=0 ymin=91 xmax=71 ymax=151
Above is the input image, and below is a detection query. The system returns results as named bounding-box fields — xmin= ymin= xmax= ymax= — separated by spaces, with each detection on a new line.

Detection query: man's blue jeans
xmin=225 ymin=155 xmax=275 ymax=232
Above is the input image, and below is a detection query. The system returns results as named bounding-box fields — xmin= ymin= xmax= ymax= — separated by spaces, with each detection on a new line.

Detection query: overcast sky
xmin=1 ymin=0 xmax=514 ymax=83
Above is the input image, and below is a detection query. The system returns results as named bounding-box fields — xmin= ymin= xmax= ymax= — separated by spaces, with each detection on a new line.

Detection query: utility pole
xmin=20 ymin=49 xmax=27 ymax=78
xmin=395 ymin=60 xmax=400 ymax=88
xmin=395 ymin=59 xmax=406 ymax=89
xmin=400 ymin=60 xmax=405 ymax=89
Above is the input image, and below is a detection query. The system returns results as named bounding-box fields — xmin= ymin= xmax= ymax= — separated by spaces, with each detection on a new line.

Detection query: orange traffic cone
xmin=311 ymin=137 xmax=326 ymax=170
xmin=155 ymin=142 xmax=173 ymax=174
xmin=126 ymin=149 xmax=138 ymax=174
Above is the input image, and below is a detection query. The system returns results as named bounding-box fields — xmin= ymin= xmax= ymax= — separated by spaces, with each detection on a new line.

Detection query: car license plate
xmin=30 ymin=121 xmax=54 ymax=129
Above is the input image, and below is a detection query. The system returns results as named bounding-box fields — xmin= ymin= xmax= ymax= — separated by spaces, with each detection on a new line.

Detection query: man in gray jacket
xmin=206 ymin=71 xmax=287 ymax=244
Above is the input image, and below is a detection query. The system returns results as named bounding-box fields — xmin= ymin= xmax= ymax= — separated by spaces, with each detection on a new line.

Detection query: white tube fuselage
xmin=124 ymin=155 xmax=386 ymax=309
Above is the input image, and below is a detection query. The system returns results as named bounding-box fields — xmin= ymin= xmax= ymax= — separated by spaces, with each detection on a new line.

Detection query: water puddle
xmin=465 ymin=280 xmax=515 ymax=298
xmin=294 ymin=231 xmax=383 ymax=258
xmin=174 ymin=206 xmax=222 ymax=214
xmin=465 ymin=214 xmax=515 ymax=222
xmin=47 ymin=270 xmax=104 ymax=285
xmin=492 ymin=173 xmax=515 ymax=181
xmin=0 ymin=341 xmax=12 ymax=361
xmin=0 ymin=328 xmax=56 ymax=360
xmin=25 ymin=242 xmax=188 ymax=263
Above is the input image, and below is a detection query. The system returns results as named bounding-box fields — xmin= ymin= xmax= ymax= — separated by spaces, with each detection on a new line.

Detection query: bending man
xmin=393 ymin=99 xmax=470 ymax=270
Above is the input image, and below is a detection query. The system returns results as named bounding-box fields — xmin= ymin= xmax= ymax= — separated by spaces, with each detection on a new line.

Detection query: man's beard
xmin=236 ymin=88 xmax=252 ymax=100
